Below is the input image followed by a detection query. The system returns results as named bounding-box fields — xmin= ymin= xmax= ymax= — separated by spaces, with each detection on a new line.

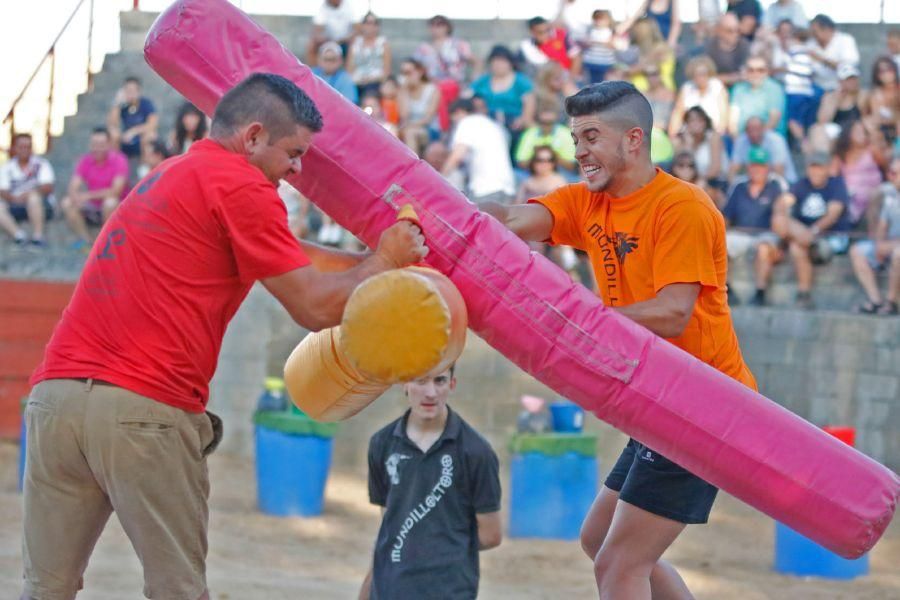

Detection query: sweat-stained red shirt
xmin=31 ymin=139 xmax=310 ymax=412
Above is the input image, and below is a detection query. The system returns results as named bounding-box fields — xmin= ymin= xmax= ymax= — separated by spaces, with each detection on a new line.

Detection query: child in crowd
xmin=379 ymin=76 xmax=401 ymax=128
xmin=137 ymin=141 xmax=169 ymax=180
xmin=783 ymin=27 xmax=818 ymax=144
xmin=361 ymin=93 xmax=398 ymax=137
xmin=582 ymin=10 xmax=617 ymax=84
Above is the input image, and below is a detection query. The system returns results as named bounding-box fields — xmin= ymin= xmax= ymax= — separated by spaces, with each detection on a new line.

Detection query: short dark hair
xmin=91 ymin=126 xmax=111 ymax=139
xmin=487 ymin=45 xmax=517 ymax=68
xmin=12 ymin=132 xmax=32 ymax=144
xmin=428 ymin=14 xmax=452 ymax=34
xmin=211 ymin=73 xmax=324 ymax=139
xmin=146 ymin=140 xmax=170 ymax=158
xmin=449 ymin=98 xmax=475 ymax=114
xmin=810 ymin=14 xmax=835 ymax=30
xmin=527 ymin=16 xmax=548 ymax=30
xmin=124 ymin=76 xmax=142 ymax=86
xmin=565 ymin=81 xmax=653 ymax=149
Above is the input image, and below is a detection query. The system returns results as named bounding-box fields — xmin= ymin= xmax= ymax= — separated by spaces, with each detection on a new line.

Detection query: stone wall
xmin=210 ymin=286 xmax=900 ymax=474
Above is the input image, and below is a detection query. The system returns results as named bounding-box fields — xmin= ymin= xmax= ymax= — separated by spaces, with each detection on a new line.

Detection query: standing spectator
xmin=729 ymin=56 xmax=786 ymax=137
xmin=106 ymin=77 xmax=158 ymax=163
xmin=849 ymin=157 xmax=900 ymax=314
xmin=627 ymin=19 xmax=677 ymax=92
xmin=519 ymin=16 xmax=581 ymax=77
xmin=61 ymin=127 xmax=129 ymax=250
xmin=832 ymin=120 xmax=889 ymax=232
xmin=533 ymin=62 xmax=578 ymax=122
xmin=769 ymin=18 xmax=796 ymax=80
xmin=669 ymin=55 xmax=730 ymax=135
xmin=397 ymin=58 xmax=440 ymax=157
xmin=694 ymin=0 xmax=723 ymax=43
xmin=470 ymin=46 xmax=535 ymax=144
xmin=772 ymin=151 xmax=849 ymax=309
xmin=168 ymin=102 xmax=207 ymax=155
xmin=644 ymin=65 xmax=675 ymax=133
xmin=731 ymin=116 xmax=798 ymax=182
xmin=782 ymin=26 xmax=818 ymax=142
xmin=705 ymin=14 xmax=751 ymax=88
xmin=888 ymin=29 xmax=900 ymax=72
xmin=414 ymin=15 xmax=477 ymax=131
xmin=722 ymin=147 xmax=788 ymax=305
xmin=0 ymin=133 xmax=54 ymax=247
xmin=313 ymin=42 xmax=359 ymax=104
xmin=515 ymin=107 xmax=576 ymax=172
xmin=307 ymin=0 xmax=358 ymax=66
xmin=358 ymin=366 xmax=502 ymax=600
xmin=582 ymin=10 xmax=618 ymax=84
xmin=762 ymin=0 xmax=807 ymax=30
xmin=672 ymin=106 xmax=729 ymax=204
xmin=862 ymin=56 xmax=900 ymax=146
xmin=443 ymin=99 xmax=515 ymax=204
xmin=726 ymin=0 xmax=762 ymax=40
xmin=617 ymin=0 xmax=682 ymax=49
xmin=517 ymin=146 xmax=568 ymax=202
xmin=816 ymin=64 xmax=863 ymax=132
xmin=807 ymin=14 xmax=860 ymax=93
xmin=347 ymin=12 xmax=392 ymax=100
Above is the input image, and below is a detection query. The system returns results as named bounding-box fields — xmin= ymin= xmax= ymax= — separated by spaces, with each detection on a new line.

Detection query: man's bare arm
xmin=615 ymin=283 xmax=701 ymax=339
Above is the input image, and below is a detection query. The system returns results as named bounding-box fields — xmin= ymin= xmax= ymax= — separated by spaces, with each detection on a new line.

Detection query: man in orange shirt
xmin=483 ymin=80 xmax=756 ymax=599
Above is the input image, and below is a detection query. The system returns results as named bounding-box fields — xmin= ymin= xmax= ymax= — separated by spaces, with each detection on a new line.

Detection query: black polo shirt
xmin=367 ymin=407 xmax=501 ymax=600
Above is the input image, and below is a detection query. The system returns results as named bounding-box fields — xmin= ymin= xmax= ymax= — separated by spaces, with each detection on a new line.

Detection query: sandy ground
xmin=1 ymin=440 xmax=898 ymax=600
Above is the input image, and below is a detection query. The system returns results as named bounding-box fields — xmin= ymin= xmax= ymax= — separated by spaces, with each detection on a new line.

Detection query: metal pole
xmin=46 ymin=47 xmax=56 ymax=153
xmin=87 ymin=0 xmax=95 ymax=90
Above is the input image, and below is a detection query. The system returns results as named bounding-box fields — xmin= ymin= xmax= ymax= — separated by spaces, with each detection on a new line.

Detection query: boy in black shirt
xmin=359 ymin=366 xmax=502 ymax=600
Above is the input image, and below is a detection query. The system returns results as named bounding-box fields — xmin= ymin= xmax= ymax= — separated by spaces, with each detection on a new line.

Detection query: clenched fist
xmin=375 ymin=221 xmax=429 ymax=268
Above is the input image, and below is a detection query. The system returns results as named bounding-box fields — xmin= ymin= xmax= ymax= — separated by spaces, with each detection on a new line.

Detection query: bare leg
xmin=101 ymin=196 xmax=119 ymax=224
xmin=754 ymin=243 xmax=778 ymax=291
xmin=593 ymin=501 xmax=690 ymax=600
xmin=887 ymin=246 xmax=900 ymax=304
xmin=849 ymin=243 xmax=882 ymax=304
xmin=62 ymin=196 xmax=91 ymax=242
xmin=789 ymin=240 xmax=813 ymax=293
xmin=0 ymin=201 xmax=22 ymax=238
xmin=25 ymin=191 xmax=45 ymax=240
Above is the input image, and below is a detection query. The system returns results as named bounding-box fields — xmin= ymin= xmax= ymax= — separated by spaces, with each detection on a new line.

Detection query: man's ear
xmin=625 ymin=126 xmax=645 ymax=153
xmin=243 ymin=122 xmax=266 ymax=153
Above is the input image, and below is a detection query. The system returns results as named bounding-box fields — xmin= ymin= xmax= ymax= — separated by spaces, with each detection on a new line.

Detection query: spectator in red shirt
xmin=520 ymin=16 xmax=582 ymax=77
xmin=21 ymin=73 xmax=427 ymax=600
xmin=60 ymin=126 xmax=129 ymax=250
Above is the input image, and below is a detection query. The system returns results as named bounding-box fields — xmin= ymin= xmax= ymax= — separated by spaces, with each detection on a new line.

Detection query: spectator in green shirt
xmin=514 ymin=106 xmax=576 ymax=171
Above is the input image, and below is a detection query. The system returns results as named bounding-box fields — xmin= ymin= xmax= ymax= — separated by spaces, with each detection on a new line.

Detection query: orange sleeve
xmin=652 ymin=197 xmax=721 ymax=293
xmin=528 ymin=184 xmax=590 ymax=249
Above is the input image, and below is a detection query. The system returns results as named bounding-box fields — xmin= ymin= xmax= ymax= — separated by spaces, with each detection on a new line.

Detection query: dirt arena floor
xmin=1 ymin=439 xmax=898 ymax=599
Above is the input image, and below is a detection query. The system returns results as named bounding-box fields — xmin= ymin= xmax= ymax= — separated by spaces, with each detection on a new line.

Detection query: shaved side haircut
xmin=211 ymin=72 xmax=324 ymax=140
xmin=565 ymin=81 xmax=654 ymax=151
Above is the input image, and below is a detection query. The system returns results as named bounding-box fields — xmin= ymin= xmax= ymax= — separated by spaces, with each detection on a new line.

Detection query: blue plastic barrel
xmin=549 ymin=401 xmax=584 ymax=433
xmin=255 ymin=424 xmax=333 ymax=516
xmin=774 ymin=522 xmax=869 ymax=579
xmin=509 ymin=450 xmax=598 ymax=539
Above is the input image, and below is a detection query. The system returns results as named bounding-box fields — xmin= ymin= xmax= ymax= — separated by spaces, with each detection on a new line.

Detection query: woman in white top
xmin=346 ymin=12 xmax=392 ymax=99
xmin=668 ymin=55 xmax=730 ymax=136
xmin=398 ymin=58 xmax=440 ymax=157
xmin=672 ymin=106 xmax=730 ymax=206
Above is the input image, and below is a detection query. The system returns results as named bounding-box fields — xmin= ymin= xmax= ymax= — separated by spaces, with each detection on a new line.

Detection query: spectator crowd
xmin=2 ymin=0 xmax=900 ymax=315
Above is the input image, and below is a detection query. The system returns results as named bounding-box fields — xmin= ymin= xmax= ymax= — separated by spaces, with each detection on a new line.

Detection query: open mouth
xmin=582 ymin=164 xmax=601 ymax=178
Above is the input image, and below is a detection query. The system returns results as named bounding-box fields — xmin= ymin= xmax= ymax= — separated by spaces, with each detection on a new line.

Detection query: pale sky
xmin=1 ymin=0 xmax=897 ymax=154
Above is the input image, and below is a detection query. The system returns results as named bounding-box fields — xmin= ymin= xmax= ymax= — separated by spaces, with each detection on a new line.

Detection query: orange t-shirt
xmin=532 ymin=168 xmax=757 ymax=390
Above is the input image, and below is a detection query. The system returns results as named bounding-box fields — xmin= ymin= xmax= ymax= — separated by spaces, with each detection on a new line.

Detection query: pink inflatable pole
xmin=145 ymin=0 xmax=898 ymax=557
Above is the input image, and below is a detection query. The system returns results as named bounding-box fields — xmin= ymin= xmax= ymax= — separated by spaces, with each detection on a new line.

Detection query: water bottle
xmin=256 ymin=377 xmax=287 ymax=412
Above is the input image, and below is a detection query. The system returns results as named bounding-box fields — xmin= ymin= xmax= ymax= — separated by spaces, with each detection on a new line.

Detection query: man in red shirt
xmin=21 ymin=73 xmax=427 ymax=600
xmin=519 ymin=16 xmax=582 ymax=76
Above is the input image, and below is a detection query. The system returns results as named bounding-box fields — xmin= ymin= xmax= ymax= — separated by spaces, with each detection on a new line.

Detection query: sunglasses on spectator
xmin=674 ymin=161 xmax=696 ymax=169
xmin=534 ymin=156 xmax=555 ymax=163
xmin=747 ymin=66 xmax=767 ymax=73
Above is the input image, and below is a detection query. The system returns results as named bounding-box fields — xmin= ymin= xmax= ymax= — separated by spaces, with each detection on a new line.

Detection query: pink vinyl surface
xmin=145 ymin=0 xmax=899 ymax=558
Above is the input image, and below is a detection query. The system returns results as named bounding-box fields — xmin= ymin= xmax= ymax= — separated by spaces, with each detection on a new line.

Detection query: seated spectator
xmin=888 ymin=28 xmax=900 ymax=72
xmin=627 ymin=18 xmax=676 ymax=92
xmin=443 ymin=99 xmax=515 ymax=204
xmin=861 ymin=56 xmax=900 ymax=146
xmin=277 ymin=180 xmax=311 ymax=240
xmin=347 ymin=12 xmax=391 ymax=100
xmin=616 ymin=0 xmax=681 ymax=49
xmin=0 ymin=133 xmax=54 ymax=247
xmin=726 ymin=0 xmax=762 ymax=41
xmin=361 ymin=94 xmax=397 ymax=137
xmin=832 ymin=120 xmax=889 ymax=232
xmin=168 ymin=102 xmax=207 ymax=155
xmin=729 ymin=56 xmax=786 ymax=137
xmin=61 ymin=127 xmax=129 ymax=249
xmin=772 ymin=151 xmax=849 ymax=309
xmin=816 ymin=63 xmax=863 ymax=134
xmin=312 ymin=42 xmax=358 ymax=104
xmin=705 ymin=13 xmax=751 ymax=88
xmin=672 ymin=106 xmax=729 ymax=203
xmin=379 ymin=76 xmax=400 ymax=127
xmin=414 ymin=15 xmax=477 ymax=132
xmin=582 ymin=10 xmax=618 ymax=84
xmin=807 ymin=14 xmax=860 ymax=93
xmin=423 ymin=140 xmax=465 ymax=190
xmin=644 ymin=64 xmax=675 ymax=132
xmin=731 ymin=116 xmax=798 ymax=182
xmin=106 ymin=77 xmax=157 ymax=162
xmin=670 ymin=151 xmax=702 ymax=184
xmin=722 ymin=147 xmax=789 ymax=305
xmin=694 ymin=0 xmax=723 ymax=44
xmin=669 ymin=55 xmax=729 ymax=135
xmin=519 ymin=16 xmax=581 ymax=77
xmin=470 ymin=46 xmax=535 ymax=142
xmin=533 ymin=62 xmax=578 ymax=123
xmin=850 ymin=157 xmax=900 ymax=314
xmin=517 ymin=145 xmax=568 ymax=202
xmin=137 ymin=140 xmax=169 ymax=180
xmin=515 ymin=107 xmax=576 ymax=172
xmin=762 ymin=0 xmax=808 ymax=30
xmin=306 ymin=0 xmax=358 ymax=66
xmin=397 ymin=58 xmax=440 ymax=157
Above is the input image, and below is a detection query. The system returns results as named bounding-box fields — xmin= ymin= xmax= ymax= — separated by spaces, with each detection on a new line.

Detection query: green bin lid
xmin=253 ymin=410 xmax=338 ymax=438
xmin=509 ymin=432 xmax=597 ymax=457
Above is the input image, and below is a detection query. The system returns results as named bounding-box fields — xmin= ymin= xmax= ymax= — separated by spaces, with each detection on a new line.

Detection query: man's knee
xmin=580 ymin=524 xmax=604 ymax=560
xmin=593 ymin=544 xmax=652 ymax=587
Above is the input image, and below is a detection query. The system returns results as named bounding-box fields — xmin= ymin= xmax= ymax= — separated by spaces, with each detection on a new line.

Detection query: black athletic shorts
xmin=604 ymin=438 xmax=718 ymax=524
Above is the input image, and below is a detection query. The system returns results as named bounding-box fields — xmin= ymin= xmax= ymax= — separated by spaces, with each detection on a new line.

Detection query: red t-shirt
xmin=539 ymin=28 xmax=574 ymax=70
xmin=31 ymin=139 xmax=310 ymax=412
